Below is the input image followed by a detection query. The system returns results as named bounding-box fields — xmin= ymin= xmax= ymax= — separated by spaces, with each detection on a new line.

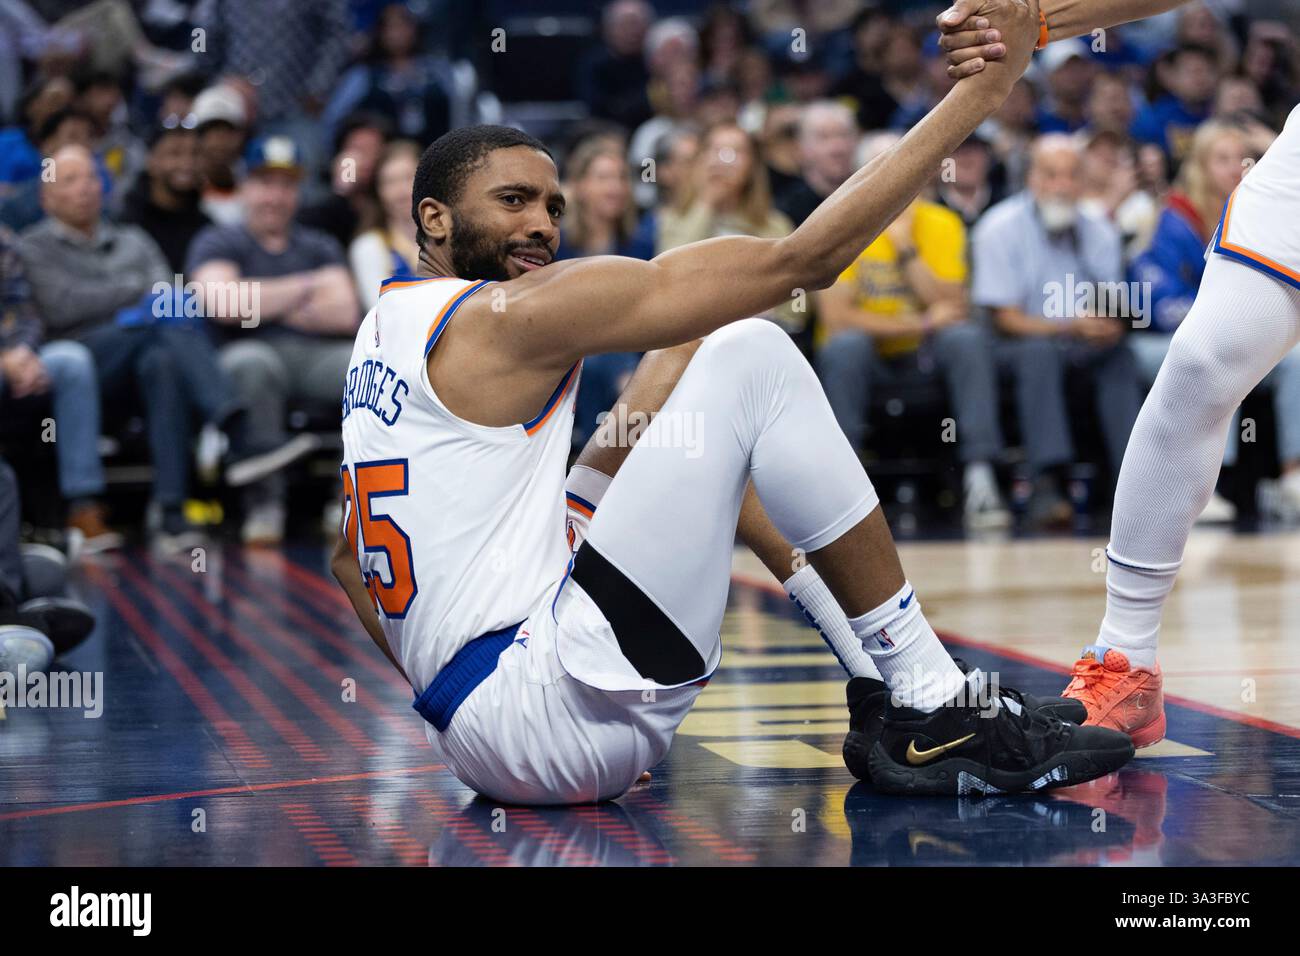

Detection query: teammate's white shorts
xmin=1211 ymin=103 xmax=1300 ymax=291
xmin=430 ymin=581 xmax=704 ymax=806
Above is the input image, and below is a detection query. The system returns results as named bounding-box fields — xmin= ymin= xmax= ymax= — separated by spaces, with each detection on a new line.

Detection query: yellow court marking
xmin=718 ymin=652 xmax=837 ymax=669
xmin=701 ymin=739 xmax=845 ymax=769
xmin=679 ymin=707 xmax=846 ymax=738
xmin=1134 ymin=739 xmax=1211 ymax=758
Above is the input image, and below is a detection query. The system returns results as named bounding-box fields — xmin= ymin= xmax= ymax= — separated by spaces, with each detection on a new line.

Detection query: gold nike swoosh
xmin=906 ymin=733 xmax=976 ymax=766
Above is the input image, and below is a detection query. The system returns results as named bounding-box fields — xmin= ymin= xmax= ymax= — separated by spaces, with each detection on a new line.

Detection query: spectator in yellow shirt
xmin=816 ymin=136 xmax=1007 ymax=528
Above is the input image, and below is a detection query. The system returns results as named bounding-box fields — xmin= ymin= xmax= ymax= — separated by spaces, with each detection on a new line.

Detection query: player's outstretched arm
xmin=938 ymin=0 xmax=1191 ymax=78
xmin=492 ymin=0 xmax=1039 ymax=368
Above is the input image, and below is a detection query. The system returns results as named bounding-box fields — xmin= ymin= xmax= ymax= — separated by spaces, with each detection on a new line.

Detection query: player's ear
xmin=419 ymin=197 xmax=451 ymax=245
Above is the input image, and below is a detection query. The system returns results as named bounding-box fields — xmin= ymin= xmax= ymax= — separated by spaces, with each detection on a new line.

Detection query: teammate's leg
xmin=1071 ymin=254 xmax=1300 ymax=742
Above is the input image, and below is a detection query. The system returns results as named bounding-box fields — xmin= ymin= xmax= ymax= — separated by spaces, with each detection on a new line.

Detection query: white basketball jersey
xmin=1212 ymin=102 xmax=1300 ymax=291
xmin=339 ymin=275 xmax=581 ymax=692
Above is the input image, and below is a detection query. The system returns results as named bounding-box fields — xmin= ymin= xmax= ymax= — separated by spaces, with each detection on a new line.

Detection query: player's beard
xmin=449 ymin=213 xmax=518 ymax=282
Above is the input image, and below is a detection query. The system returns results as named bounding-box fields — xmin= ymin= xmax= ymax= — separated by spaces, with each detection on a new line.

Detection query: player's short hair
xmin=411 ymin=124 xmax=554 ymax=251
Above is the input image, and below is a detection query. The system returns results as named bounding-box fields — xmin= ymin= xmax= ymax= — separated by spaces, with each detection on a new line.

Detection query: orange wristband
xmin=1036 ymin=9 xmax=1049 ymax=49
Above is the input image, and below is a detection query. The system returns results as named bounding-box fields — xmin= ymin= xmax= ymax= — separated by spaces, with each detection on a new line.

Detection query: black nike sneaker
xmin=868 ymin=671 xmax=1134 ymax=795
xmin=842 ymin=676 xmax=890 ymax=780
xmin=841 ymin=664 xmax=1089 ymax=781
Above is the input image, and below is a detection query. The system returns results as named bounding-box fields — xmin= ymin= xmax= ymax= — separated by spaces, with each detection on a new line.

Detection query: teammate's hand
xmin=937 ymin=0 xmax=1036 ymax=80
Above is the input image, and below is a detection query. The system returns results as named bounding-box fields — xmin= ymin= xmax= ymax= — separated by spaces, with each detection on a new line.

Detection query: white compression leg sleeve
xmin=1101 ymin=255 xmax=1300 ymax=664
xmin=588 ymin=319 xmax=881 ymax=663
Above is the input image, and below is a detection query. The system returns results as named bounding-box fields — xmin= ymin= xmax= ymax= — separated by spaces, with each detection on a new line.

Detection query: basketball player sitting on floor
xmin=332 ymin=0 xmax=1135 ymax=804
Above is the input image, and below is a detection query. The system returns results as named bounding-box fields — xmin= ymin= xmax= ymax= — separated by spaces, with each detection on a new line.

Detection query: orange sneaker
xmin=1063 ymin=645 xmax=1165 ymax=748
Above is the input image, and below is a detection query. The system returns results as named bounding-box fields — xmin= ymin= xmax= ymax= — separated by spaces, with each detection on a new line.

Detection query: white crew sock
xmin=564 ymin=464 xmax=611 ymax=551
xmin=848 ymin=581 xmax=964 ymax=711
xmin=1095 ymin=546 xmax=1180 ymax=669
xmin=783 ymin=564 xmax=882 ymax=680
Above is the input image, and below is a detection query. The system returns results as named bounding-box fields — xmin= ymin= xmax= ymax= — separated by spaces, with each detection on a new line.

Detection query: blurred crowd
xmin=0 ymin=0 xmax=1297 ymax=579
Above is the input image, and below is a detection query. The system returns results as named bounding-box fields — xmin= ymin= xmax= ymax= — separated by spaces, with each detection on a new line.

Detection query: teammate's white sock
xmin=564 ymin=464 xmax=611 ymax=551
xmin=1095 ymin=547 xmax=1178 ymax=670
xmin=784 ymin=565 xmax=882 ymax=680
xmin=848 ymin=581 xmax=964 ymax=711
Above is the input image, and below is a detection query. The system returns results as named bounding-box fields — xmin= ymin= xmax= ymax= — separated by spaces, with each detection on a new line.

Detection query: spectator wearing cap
xmin=576 ymin=0 xmax=654 ymax=131
xmin=192 ymin=83 xmax=250 ymax=227
xmin=774 ymin=100 xmax=858 ymax=228
xmin=971 ymin=134 xmax=1142 ymax=529
xmin=1034 ymin=39 xmax=1097 ymax=134
xmin=1132 ymin=43 xmax=1219 ymax=163
xmin=188 ymin=135 xmax=360 ymax=545
xmin=0 ymin=223 xmax=118 ymax=551
xmin=17 ymin=144 xmax=237 ymax=550
xmin=119 ymin=114 xmax=212 ymax=274
xmin=818 ymin=131 xmax=1009 ymax=529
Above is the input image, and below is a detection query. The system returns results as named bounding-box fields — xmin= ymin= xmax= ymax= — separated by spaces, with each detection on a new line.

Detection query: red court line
xmin=0 ymin=765 xmax=444 ymax=823
xmin=82 ymin=563 xmax=271 ymax=770
xmin=116 ymin=559 xmax=330 ymax=763
xmin=152 ymin=561 xmax=386 ymax=757
xmin=729 ymin=570 xmax=1300 ymax=741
